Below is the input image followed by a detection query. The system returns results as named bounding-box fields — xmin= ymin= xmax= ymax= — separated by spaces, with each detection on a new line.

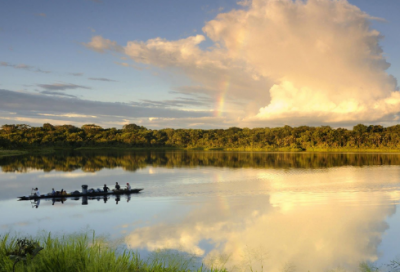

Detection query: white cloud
xmin=1 ymin=61 xmax=51 ymax=74
xmin=88 ymin=77 xmax=117 ymax=82
xmin=84 ymin=0 xmax=400 ymax=127
xmin=83 ymin=36 xmax=123 ymax=53
xmin=38 ymin=113 xmax=97 ymax=118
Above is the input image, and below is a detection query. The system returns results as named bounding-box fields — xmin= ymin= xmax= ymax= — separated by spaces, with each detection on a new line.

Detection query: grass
xmin=305 ymin=147 xmax=400 ymax=153
xmin=0 ymin=233 xmax=226 ymax=272
xmin=74 ymin=146 xmax=181 ymax=151
xmin=0 ymin=148 xmax=62 ymax=158
xmin=0 ymin=150 xmax=28 ymax=158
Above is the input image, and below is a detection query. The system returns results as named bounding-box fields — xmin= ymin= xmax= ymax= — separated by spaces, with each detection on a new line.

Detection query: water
xmin=2 ymin=151 xmax=400 ymax=271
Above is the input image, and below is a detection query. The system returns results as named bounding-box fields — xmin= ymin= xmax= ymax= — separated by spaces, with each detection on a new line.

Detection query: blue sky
xmin=1 ymin=0 xmax=400 ymax=129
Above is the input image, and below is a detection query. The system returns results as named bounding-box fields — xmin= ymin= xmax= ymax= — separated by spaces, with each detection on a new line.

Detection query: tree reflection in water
xmin=2 ymin=151 xmax=400 ymax=173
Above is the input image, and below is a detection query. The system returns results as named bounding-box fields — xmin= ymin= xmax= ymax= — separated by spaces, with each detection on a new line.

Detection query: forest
xmin=1 ymin=123 xmax=400 ymax=151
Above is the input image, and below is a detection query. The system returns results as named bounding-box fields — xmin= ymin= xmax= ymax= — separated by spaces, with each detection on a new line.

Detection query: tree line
xmin=1 ymin=123 xmax=400 ymax=151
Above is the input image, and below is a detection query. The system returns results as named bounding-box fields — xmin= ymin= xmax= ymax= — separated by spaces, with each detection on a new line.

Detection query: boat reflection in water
xmin=28 ymin=194 xmax=131 ymax=208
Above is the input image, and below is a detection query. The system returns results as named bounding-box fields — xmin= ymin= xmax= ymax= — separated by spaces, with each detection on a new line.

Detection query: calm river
xmin=1 ymin=151 xmax=400 ymax=271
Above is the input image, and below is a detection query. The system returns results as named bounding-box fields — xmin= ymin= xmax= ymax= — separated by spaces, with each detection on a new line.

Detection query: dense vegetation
xmin=2 ymin=123 xmax=400 ymax=151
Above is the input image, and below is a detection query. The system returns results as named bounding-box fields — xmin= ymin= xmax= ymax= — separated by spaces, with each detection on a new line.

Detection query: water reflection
xmin=2 ymin=151 xmax=400 ymax=271
xmin=21 ymin=194 xmax=132 ymax=208
xmin=125 ymin=191 xmax=396 ymax=271
xmin=2 ymin=151 xmax=400 ymax=173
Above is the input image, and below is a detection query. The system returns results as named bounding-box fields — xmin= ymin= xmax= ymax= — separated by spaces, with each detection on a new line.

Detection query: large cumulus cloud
xmin=84 ymin=0 xmax=400 ymax=127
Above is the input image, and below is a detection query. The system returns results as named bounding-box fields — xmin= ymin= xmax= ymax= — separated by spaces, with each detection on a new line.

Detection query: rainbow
xmin=215 ymin=75 xmax=231 ymax=117
xmin=214 ymin=28 xmax=248 ymax=117
xmin=213 ymin=173 xmax=231 ymax=214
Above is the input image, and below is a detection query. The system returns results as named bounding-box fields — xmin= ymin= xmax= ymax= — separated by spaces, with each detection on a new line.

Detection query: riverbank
xmin=0 ymin=148 xmax=57 ymax=158
xmin=0 ymin=233 xmax=225 ymax=272
xmin=0 ymin=150 xmax=28 ymax=157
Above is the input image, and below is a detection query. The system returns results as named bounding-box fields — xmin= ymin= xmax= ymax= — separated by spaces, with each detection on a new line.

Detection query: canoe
xmin=18 ymin=188 xmax=143 ymax=200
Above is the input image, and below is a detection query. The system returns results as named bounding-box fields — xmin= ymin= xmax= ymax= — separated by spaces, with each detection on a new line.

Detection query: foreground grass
xmin=0 ymin=233 xmax=225 ymax=272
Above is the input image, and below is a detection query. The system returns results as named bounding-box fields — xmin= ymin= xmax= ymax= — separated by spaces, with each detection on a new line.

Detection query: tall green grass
xmin=0 ymin=233 xmax=226 ymax=272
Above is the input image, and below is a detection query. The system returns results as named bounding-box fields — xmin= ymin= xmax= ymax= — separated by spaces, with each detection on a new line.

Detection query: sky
xmin=1 ymin=0 xmax=400 ymax=129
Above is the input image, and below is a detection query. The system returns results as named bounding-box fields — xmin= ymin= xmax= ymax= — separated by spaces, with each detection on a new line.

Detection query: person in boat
xmin=115 ymin=182 xmax=120 ymax=191
xmin=51 ymin=188 xmax=56 ymax=196
xmin=35 ymin=188 xmax=40 ymax=197
xmin=55 ymin=189 xmax=65 ymax=196
xmin=126 ymin=183 xmax=131 ymax=191
xmin=103 ymin=184 xmax=110 ymax=193
xmin=34 ymin=198 xmax=40 ymax=208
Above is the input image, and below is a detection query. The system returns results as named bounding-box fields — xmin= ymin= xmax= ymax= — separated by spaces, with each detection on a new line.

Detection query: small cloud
xmin=237 ymin=0 xmax=250 ymax=6
xmin=70 ymin=72 xmax=84 ymax=76
xmin=15 ymin=64 xmax=31 ymax=69
xmin=36 ymin=68 xmax=51 ymax=74
xmin=88 ymin=27 xmax=96 ymax=33
xmin=38 ymin=83 xmax=91 ymax=91
xmin=114 ymin=62 xmax=143 ymax=70
xmin=40 ymin=91 xmax=78 ymax=98
xmin=83 ymin=35 xmax=123 ymax=53
xmin=36 ymin=13 xmax=46 ymax=17
xmin=115 ymin=62 xmax=129 ymax=67
xmin=131 ymin=96 xmax=212 ymax=109
xmin=88 ymin=77 xmax=117 ymax=82
xmin=1 ymin=61 xmax=50 ymax=73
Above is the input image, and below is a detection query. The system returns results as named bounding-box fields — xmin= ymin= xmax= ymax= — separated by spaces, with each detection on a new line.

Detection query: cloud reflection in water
xmin=125 ymin=189 xmax=397 ymax=271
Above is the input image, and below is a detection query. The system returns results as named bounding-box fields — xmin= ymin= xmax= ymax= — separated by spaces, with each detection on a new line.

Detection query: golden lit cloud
xmin=84 ymin=0 xmax=400 ymax=126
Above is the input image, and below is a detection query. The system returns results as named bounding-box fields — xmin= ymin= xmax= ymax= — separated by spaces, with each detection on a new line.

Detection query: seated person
xmin=126 ymin=183 xmax=131 ymax=191
xmin=103 ymin=184 xmax=110 ymax=193
xmin=115 ymin=182 xmax=120 ymax=190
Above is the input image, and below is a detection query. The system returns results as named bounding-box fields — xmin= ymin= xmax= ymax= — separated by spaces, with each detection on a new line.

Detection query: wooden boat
xmin=18 ymin=188 xmax=143 ymax=201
